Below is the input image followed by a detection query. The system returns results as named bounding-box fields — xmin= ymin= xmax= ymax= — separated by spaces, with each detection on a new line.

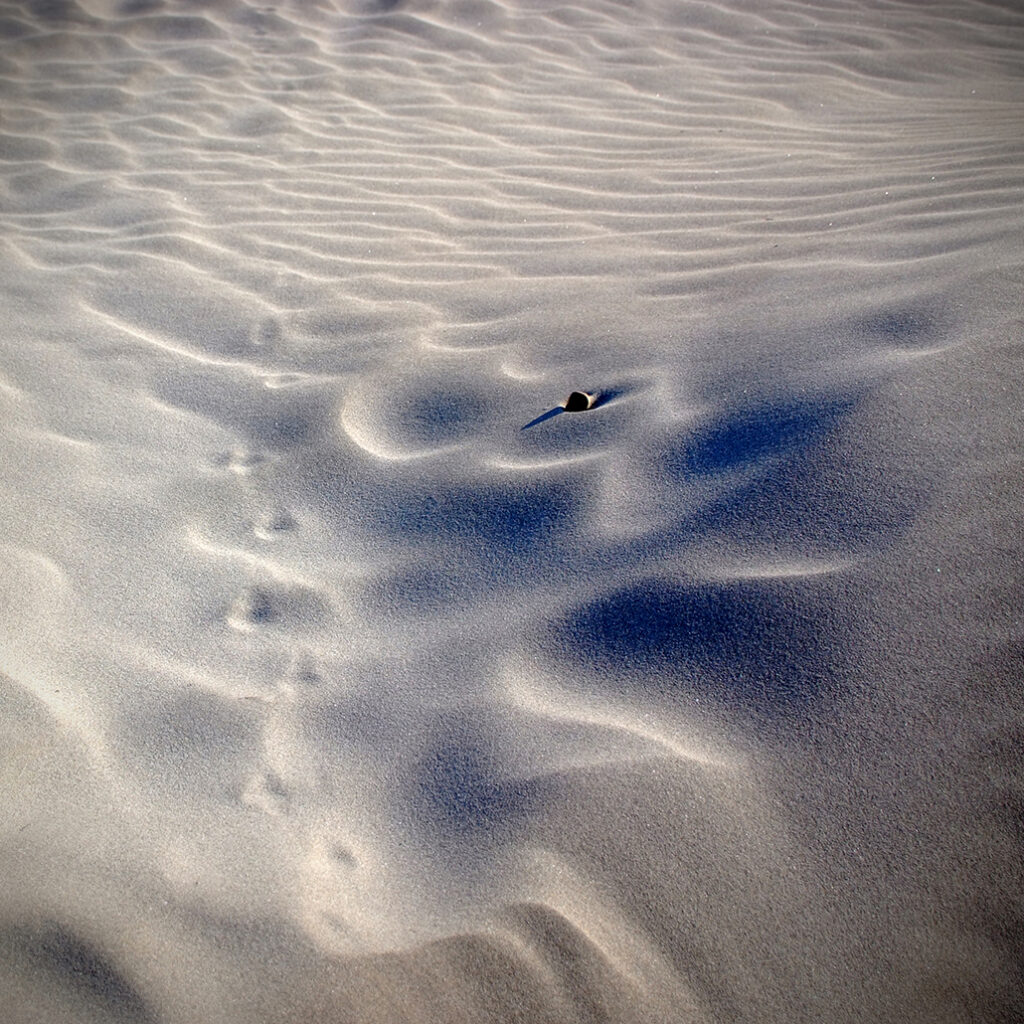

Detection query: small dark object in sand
xmin=564 ymin=391 xmax=595 ymax=412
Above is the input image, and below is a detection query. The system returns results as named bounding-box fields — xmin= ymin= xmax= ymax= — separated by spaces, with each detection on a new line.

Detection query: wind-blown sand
xmin=2 ymin=0 xmax=1023 ymax=1021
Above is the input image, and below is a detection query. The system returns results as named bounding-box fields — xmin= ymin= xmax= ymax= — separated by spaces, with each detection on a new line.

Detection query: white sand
xmin=2 ymin=0 xmax=1022 ymax=1020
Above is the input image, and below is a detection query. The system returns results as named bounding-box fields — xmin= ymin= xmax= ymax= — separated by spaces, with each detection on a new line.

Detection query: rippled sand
xmin=2 ymin=0 xmax=1022 ymax=1021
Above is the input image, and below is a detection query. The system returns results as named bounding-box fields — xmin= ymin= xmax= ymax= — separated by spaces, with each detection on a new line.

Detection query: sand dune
xmin=2 ymin=0 xmax=1023 ymax=1021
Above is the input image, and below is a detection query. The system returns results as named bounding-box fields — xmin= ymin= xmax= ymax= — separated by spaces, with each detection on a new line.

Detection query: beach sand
xmin=1 ymin=0 xmax=1022 ymax=1020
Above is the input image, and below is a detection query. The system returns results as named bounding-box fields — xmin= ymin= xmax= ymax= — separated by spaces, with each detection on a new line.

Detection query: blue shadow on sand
xmin=373 ymin=478 xmax=576 ymax=551
xmin=662 ymin=395 xmax=856 ymax=479
xmin=411 ymin=738 xmax=543 ymax=839
xmin=545 ymin=576 xmax=840 ymax=711
xmin=522 ymin=406 xmax=564 ymax=430
xmin=658 ymin=389 xmax=925 ymax=551
xmin=3 ymin=923 xmax=156 ymax=1024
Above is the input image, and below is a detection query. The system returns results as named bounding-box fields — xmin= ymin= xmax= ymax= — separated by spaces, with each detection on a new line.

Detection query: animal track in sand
xmin=224 ymin=583 xmax=332 ymax=633
xmin=250 ymin=315 xmax=283 ymax=350
xmin=207 ymin=448 xmax=272 ymax=476
xmin=331 ymin=845 xmax=359 ymax=869
xmin=253 ymin=510 xmax=298 ymax=540
xmin=287 ymin=656 xmax=325 ymax=688
xmin=227 ymin=586 xmax=280 ymax=628
xmin=241 ymin=771 xmax=290 ymax=815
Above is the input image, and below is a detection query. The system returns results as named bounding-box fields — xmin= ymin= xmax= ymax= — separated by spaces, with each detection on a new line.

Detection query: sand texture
xmin=1 ymin=0 xmax=1023 ymax=1021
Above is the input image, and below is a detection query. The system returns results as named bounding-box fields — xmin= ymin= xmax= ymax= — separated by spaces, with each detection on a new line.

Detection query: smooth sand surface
xmin=1 ymin=0 xmax=1022 ymax=1021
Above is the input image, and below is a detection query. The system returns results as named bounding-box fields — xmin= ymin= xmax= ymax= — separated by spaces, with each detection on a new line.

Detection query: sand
xmin=1 ymin=0 xmax=1022 ymax=1021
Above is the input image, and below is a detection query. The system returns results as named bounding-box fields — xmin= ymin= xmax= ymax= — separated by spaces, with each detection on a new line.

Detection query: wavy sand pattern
xmin=1 ymin=0 xmax=1023 ymax=1021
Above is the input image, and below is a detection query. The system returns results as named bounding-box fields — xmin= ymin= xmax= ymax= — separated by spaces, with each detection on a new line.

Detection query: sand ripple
xmin=2 ymin=0 xmax=1022 ymax=1021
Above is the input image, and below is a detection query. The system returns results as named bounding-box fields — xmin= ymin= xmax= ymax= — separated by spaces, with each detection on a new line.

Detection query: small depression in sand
xmin=224 ymin=582 xmax=333 ymax=634
xmin=339 ymin=369 xmax=495 ymax=462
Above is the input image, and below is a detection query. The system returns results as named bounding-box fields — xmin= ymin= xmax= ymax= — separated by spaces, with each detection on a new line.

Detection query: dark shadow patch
xmin=370 ymin=478 xmax=576 ymax=553
xmin=858 ymin=308 xmax=936 ymax=346
xmin=129 ymin=13 xmax=224 ymax=40
xmin=224 ymin=582 xmax=332 ymax=632
xmin=232 ymin=6 xmax=295 ymax=36
xmin=365 ymin=565 xmax=473 ymax=617
xmin=257 ymin=511 xmax=298 ymax=536
xmin=544 ymin=576 xmax=841 ymax=711
xmin=234 ymin=586 xmax=279 ymax=625
xmin=400 ymin=388 xmax=487 ymax=446
xmin=662 ymin=395 xmax=856 ymax=480
xmin=699 ymin=436 xmax=926 ymax=552
xmin=24 ymin=0 xmax=87 ymax=23
xmin=522 ymin=406 xmax=563 ymax=430
xmin=591 ymin=387 xmax=626 ymax=409
xmin=2 ymin=922 xmax=156 ymax=1024
xmin=410 ymin=732 xmax=542 ymax=838
xmin=667 ymin=388 xmax=929 ymax=555
xmin=358 ymin=0 xmax=406 ymax=14
xmin=0 ymin=15 xmax=34 ymax=39
xmin=119 ymin=0 xmax=163 ymax=13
